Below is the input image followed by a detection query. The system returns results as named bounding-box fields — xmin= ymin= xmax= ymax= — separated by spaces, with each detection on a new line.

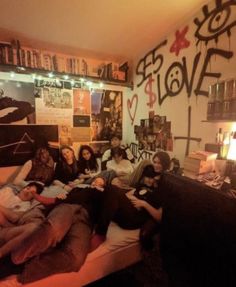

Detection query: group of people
xmin=0 ymin=135 xmax=171 ymax=284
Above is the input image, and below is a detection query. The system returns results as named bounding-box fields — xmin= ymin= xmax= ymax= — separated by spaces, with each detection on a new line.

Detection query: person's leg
xmin=11 ymin=204 xmax=82 ymax=264
xmin=139 ymin=218 xmax=161 ymax=251
xmin=95 ymin=189 xmax=121 ymax=236
xmin=18 ymin=207 xmax=92 ymax=284
xmin=90 ymin=188 xmax=122 ymax=252
xmin=0 ymin=222 xmax=39 ymax=258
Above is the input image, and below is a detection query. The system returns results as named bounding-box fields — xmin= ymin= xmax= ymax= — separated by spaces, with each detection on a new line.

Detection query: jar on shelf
xmin=214 ymin=81 xmax=225 ymax=120
xmin=207 ymin=83 xmax=216 ymax=120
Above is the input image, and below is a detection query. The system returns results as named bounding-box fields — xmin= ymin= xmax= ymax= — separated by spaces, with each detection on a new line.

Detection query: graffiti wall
xmin=124 ymin=0 xmax=236 ymax=163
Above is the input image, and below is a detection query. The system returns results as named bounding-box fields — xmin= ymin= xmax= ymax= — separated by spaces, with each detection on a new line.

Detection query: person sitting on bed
xmin=106 ymin=147 xmax=134 ymax=181
xmin=10 ymin=172 xmax=116 ymax=284
xmin=101 ymin=134 xmax=134 ymax=170
xmin=53 ymin=145 xmax=81 ymax=192
xmin=13 ymin=145 xmax=55 ymax=188
xmin=77 ymin=145 xmax=101 ymax=183
xmin=90 ymin=151 xmax=170 ymax=251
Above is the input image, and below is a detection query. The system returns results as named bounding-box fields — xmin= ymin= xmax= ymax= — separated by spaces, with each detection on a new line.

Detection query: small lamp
xmin=227 ymin=132 xmax=236 ymax=161
xmin=226 ymin=132 xmax=236 ymax=189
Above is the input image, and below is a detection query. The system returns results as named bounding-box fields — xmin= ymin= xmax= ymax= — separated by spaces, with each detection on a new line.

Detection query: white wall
xmin=123 ymin=0 xmax=236 ymax=164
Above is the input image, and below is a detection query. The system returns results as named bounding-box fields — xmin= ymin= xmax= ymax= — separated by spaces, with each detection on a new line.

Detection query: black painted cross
xmin=174 ymin=106 xmax=201 ymax=156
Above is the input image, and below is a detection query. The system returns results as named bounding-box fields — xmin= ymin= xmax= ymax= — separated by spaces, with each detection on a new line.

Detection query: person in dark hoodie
xmin=91 ymin=151 xmax=171 ymax=251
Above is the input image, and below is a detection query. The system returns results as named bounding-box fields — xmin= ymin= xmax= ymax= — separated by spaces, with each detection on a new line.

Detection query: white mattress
xmin=0 ymin=222 xmax=141 ymax=287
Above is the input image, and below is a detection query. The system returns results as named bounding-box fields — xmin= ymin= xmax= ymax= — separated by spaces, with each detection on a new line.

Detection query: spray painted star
xmin=170 ymin=26 xmax=190 ymax=56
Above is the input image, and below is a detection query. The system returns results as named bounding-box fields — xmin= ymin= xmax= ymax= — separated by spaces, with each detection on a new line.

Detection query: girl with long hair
xmin=53 ymin=145 xmax=79 ymax=192
xmin=77 ymin=145 xmax=101 ymax=183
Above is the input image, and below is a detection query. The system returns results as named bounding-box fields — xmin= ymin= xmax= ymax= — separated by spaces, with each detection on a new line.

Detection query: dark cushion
xmin=160 ymin=173 xmax=236 ymax=287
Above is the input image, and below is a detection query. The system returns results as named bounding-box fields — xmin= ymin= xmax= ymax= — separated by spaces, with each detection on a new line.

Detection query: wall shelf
xmin=0 ymin=64 xmax=134 ymax=89
xmin=202 ymin=120 xmax=236 ymax=123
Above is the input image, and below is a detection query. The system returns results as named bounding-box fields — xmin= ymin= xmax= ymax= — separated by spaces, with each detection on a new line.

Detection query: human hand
xmin=64 ymin=185 xmax=72 ymax=192
xmin=68 ymin=181 xmax=76 ymax=188
xmin=57 ymin=193 xmax=68 ymax=200
xmin=128 ymin=196 xmax=146 ymax=209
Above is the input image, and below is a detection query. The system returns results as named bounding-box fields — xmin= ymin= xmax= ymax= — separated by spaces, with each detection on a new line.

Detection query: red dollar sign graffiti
xmin=144 ymin=76 xmax=156 ymax=109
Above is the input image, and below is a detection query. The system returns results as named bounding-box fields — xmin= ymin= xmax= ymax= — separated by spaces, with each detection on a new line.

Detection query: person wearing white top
xmin=106 ymin=147 xmax=134 ymax=178
xmin=0 ymin=182 xmax=43 ymax=227
xmin=101 ymin=135 xmax=134 ymax=170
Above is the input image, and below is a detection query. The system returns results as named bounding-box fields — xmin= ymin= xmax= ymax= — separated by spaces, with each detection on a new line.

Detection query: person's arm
xmin=13 ymin=160 xmax=32 ymax=187
xmin=128 ymin=197 xmax=162 ymax=222
xmin=125 ymin=188 xmax=136 ymax=197
xmin=33 ymin=193 xmax=56 ymax=205
xmin=53 ymin=180 xmax=72 ymax=192
xmin=78 ymin=173 xmax=91 ymax=179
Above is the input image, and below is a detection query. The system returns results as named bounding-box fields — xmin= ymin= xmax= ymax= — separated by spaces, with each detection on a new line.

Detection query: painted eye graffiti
xmin=194 ymin=0 xmax=236 ymax=45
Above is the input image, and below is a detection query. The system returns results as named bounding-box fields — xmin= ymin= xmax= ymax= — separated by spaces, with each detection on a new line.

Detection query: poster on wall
xmin=35 ymin=87 xmax=73 ymax=125
xmin=134 ymin=113 xmax=173 ymax=152
xmin=0 ymin=80 xmax=35 ymax=124
xmin=59 ymin=125 xmax=73 ymax=146
xmin=0 ymin=125 xmax=58 ymax=167
xmin=71 ymin=127 xmax=91 ymax=142
xmin=91 ymin=90 xmax=122 ymax=141
xmin=73 ymin=115 xmax=90 ymax=127
xmin=73 ymin=89 xmax=91 ymax=115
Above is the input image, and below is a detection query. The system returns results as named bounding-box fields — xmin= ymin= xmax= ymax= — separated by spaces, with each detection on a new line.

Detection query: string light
xmin=63 ymin=75 xmax=69 ymax=80
xmin=48 ymin=72 xmax=54 ymax=78
xmin=10 ymin=72 xmax=15 ymax=78
xmin=55 ymin=78 xmax=61 ymax=84
xmin=31 ymin=73 xmax=36 ymax=80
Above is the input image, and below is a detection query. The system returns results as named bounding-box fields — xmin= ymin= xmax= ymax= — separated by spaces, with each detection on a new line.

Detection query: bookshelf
xmin=0 ymin=40 xmax=133 ymax=88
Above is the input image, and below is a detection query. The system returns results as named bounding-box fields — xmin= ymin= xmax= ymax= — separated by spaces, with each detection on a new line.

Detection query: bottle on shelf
xmin=216 ymin=128 xmax=223 ymax=144
xmin=207 ymin=84 xmax=216 ymax=120
xmin=214 ymin=82 xmax=224 ymax=120
xmin=221 ymin=131 xmax=230 ymax=159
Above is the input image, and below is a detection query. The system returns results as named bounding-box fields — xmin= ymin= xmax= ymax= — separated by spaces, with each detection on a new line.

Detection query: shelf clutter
xmin=183 ymin=150 xmax=218 ymax=175
xmin=207 ymin=79 xmax=236 ymax=121
xmin=0 ymin=39 xmax=132 ymax=88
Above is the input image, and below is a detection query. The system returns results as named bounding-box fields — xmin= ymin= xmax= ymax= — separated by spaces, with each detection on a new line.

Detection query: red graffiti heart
xmin=127 ymin=94 xmax=138 ymax=125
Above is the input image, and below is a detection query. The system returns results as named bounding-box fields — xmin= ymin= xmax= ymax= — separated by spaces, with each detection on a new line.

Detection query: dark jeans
xmin=96 ymin=187 xmax=148 ymax=235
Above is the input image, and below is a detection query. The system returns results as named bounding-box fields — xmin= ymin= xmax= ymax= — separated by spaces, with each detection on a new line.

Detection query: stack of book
xmin=183 ymin=151 xmax=218 ymax=175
